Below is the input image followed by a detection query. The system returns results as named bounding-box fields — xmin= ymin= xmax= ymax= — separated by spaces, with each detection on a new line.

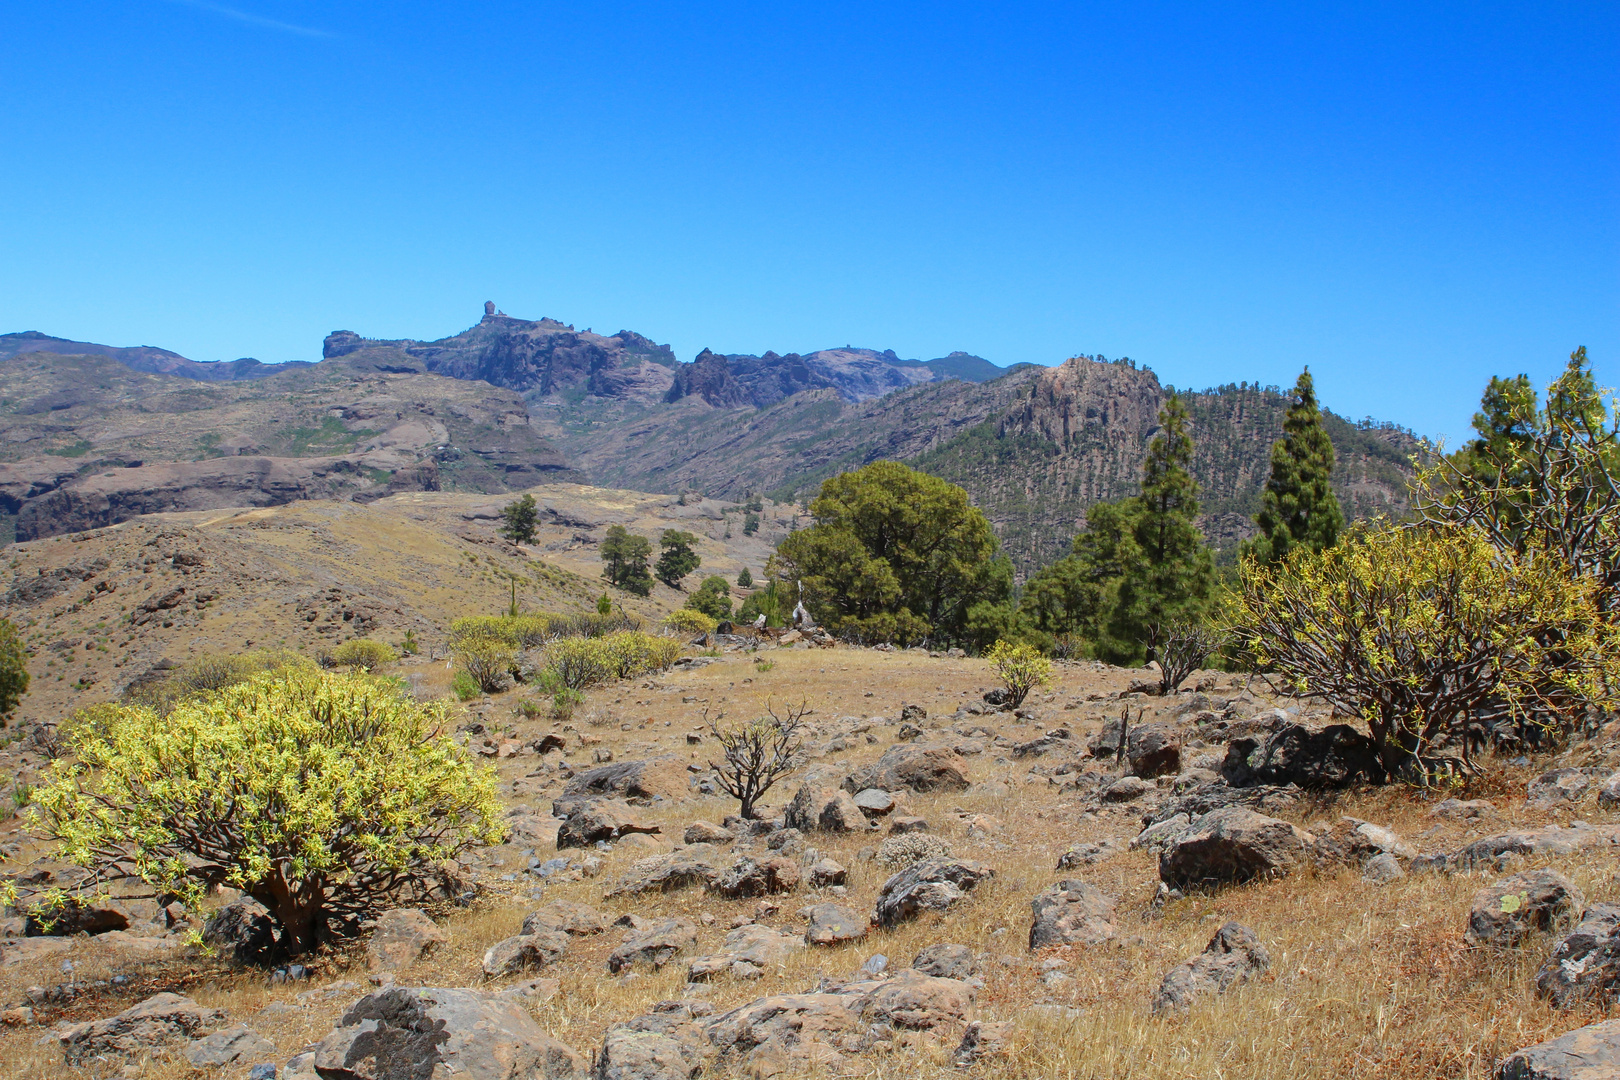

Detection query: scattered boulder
xmin=552 ymin=759 xmax=688 ymax=817
xmin=25 ymin=897 xmax=130 ymax=937
xmin=366 ymin=908 xmax=446 ymax=974
xmin=184 ymin=1024 xmax=276 ymax=1068
xmin=312 ymin=986 xmax=585 ymax=1079
xmin=201 ymin=899 xmax=278 ymax=965
xmin=604 ymin=847 xmax=722 ymax=898
xmin=1130 ymin=815 xmax=1191 ymax=856
xmin=557 ymin=801 xmax=662 ymax=850
xmin=710 ymin=855 xmax=801 ymax=898
xmin=1363 ymin=852 xmax=1405 ymax=885
xmin=804 ymin=903 xmax=866 ymax=946
xmin=784 ymin=784 xmax=867 ymax=833
xmin=1150 ymin=922 xmax=1272 ymax=1013
xmin=872 ymin=858 xmax=994 ymax=928
xmin=1101 ymin=775 xmax=1154 ymax=803
xmin=858 ymin=968 xmax=976 ymax=1030
xmin=596 ymin=1002 xmax=709 ymax=1080
xmin=809 ymin=858 xmax=848 ymax=888
xmin=1220 ymin=723 xmax=1380 ymax=789
xmin=1087 ymin=715 xmax=1127 ymax=759
xmin=1599 ymin=773 xmax=1620 ymax=810
xmin=1029 ymin=880 xmax=1118 ymax=948
xmin=1536 ymin=902 xmax=1620 ymax=1007
xmin=889 ymin=816 xmax=930 ymax=834
xmin=1430 ymin=798 xmax=1497 ymax=821
xmin=913 ymin=943 xmax=975 ymax=980
xmin=900 ymin=704 xmax=927 ymax=724
xmin=1159 ymin=806 xmax=1316 ymax=890
xmin=841 ymin=744 xmax=969 ymax=795
xmin=1058 ymin=837 xmax=1123 ymax=868
xmin=608 ymin=918 xmax=700 ymax=973
xmin=1466 ymin=870 xmax=1585 ymax=947
xmin=484 ymin=931 xmax=570 ymax=977
xmin=688 ymin=924 xmax=804 ymax=981
xmin=852 ymin=788 xmax=895 ymax=817
xmin=523 ymin=900 xmax=607 ymax=937
xmin=1013 ymin=732 xmax=1071 ymax=758
xmin=683 ymin=821 xmax=734 ymax=845
xmin=1446 ymin=825 xmax=1620 ymax=873
xmin=1127 ymin=724 xmax=1182 ymax=778
xmin=954 ymin=1020 xmax=1012 ymax=1065
xmin=1313 ymin=817 xmax=1417 ymax=867
xmin=1495 ymin=1018 xmax=1620 ymax=1080
xmin=58 ymin=992 xmax=226 ymax=1064
xmin=1528 ymin=768 xmax=1606 ymax=809
xmin=896 ymin=722 xmax=924 ymax=741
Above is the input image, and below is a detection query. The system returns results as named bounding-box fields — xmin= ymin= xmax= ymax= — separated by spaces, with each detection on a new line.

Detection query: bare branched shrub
xmin=707 ymin=701 xmax=807 ymax=819
xmin=1154 ymin=622 xmax=1225 ymax=696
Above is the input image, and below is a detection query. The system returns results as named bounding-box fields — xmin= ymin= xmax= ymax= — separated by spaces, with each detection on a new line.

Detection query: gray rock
xmin=1029 ymin=880 xmax=1118 ymax=948
xmin=1159 ymin=806 xmax=1316 ymax=890
xmin=1536 ymin=902 xmax=1620 ymax=1007
xmin=1127 ymin=724 xmax=1182 ymax=778
xmin=1058 ymin=837 xmax=1124 ymax=868
xmin=366 ymin=908 xmax=446 ymax=974
xmin=1495 ymin=1018 xmax=1620 ymax=1079
xmin=1150 ymin=922 xmax=1271 ymax=1013
xmin=1130 ymin=814 xmax=1191 ymax=855
xmin=681 ymin=821 xmax=734 ymax=845
xmin=603 ymin=847 xmax=722 ymax=898
xmin=1314 ymin=817 xmax=1416 ymax=866
xmin=59 ymin=992 xmax=226 ymax=1064
xmin=523 ymin=900 xmax=607 ymax=937
xmin=1363 ymin=852 xmax=1405 ymax=885
xmin=687 ymin=924 xmax=803 ymax=981
xmin=595 ymin=1000 xmax=710 ymax=1080
xmin=842 ymin=744 xmax=969 ymax=795
xmin=1429 ymin=797 xmax=1496 ymax=820
xmin=709 ymin=855 xmax=800 ymax=898
xmin=557 ymin=801 xmax=661 ymax=850
xmin=954 ymin=1019 xmax=1012 ymax=1065
xmin=1220 ymin=722 xmax=1380 ymax=789
xmin=608 ymin=918 xmax=699 ymax=973
xmin=784 ymin=783 xmax=867 ymax=833
xmin=201 ymin=899 xmax=277 ymax=965
xmin=1101 ymin=775 xmax=1154 ymax=803
xmin=311 ymin=986 xmax=584 ymax=1079
xmin=871 ymin=857 xmax=994 ymax=928
xmin=809 ymin=858 xmax=848 ymax=888
xmin=804 ymin=903 xmax=866 ymax=946
xmin=889 ymin=816 xmax=930 ymax=834
xmin=185 ymin=1024 xmax=276 ymax=1067
xmin=1467 ymin=870 xmax=1585 ymax=947
xmin=853 ymin=788 xmax=896 ymax=817
xmin=912 ymin=943 xmax=974 ymax=980
xmin=483 ymin=931 xmax=570 ymax=977
xmin=1599 ymin=774 xmax=1620 ymax=810
xmin=1527 ymin=768 xmax=1606 ymax=809
xmin=1447 ymin=825 xmax=1620 ymax=873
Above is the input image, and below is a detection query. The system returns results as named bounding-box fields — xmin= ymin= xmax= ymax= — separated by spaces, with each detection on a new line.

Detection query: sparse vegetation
xmin=29 ymin=668 xmax=503 ymax=956
xmin=125 ymin=647 xmax=313 ymax=714
xmin=326 ymin=638 xmax=398 ymax=671
xmin=452 ymin=635 xmax=517 ymax=694
xmin=663 ymin=608 xmax=718 ymax=635
xmin=1154 ymin=620 xmax=1226 ymax=696
xmin=707 ymin=701 xmax=807 ymax=819
xmin=985 ymin=639 xmax=1052 ymax=707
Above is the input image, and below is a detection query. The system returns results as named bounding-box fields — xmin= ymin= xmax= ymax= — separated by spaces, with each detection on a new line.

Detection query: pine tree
xmin=1249 ymin=368 xmax=1344 ymax=565
xmin=499 ymin=494 xmax=539 ymax=545
xmin=600 ymin=526 xmax=653 ymax=596
xmin=1109 ymin=394 xmax=1213 ymax=660
xmin=655 ymin=530 xmax=701 ymax=589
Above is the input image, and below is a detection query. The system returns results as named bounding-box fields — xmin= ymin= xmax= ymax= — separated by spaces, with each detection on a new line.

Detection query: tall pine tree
xmin=1249 ymin=368 xmax=1344 ymax=565
xmin=1109 ymin=394 xmax=1213 ymax=661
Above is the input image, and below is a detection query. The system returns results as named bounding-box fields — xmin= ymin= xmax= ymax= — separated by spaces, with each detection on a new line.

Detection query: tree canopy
xmin=771 ymin=461 xmax=1012 ymax=646
xmin=600 ymin=526 xmax=653 ymax=596
xmin=1247 ymin=368 xmax=1343 ymax=565
xmin=655 ymin=529 xmax=701 ymax=589
xmin=500 ymin=494 xmax=539 ymax=545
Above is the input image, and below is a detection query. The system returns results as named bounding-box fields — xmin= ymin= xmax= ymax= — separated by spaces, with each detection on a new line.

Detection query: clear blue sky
xmin=2 ymin=2 xmax=1614 ymax=443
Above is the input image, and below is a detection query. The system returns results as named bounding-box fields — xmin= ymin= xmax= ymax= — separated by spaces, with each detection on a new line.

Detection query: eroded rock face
xmin=842 ymin=744 xmax=970 ymax=795
xmin=1220 ymin=723 xmax=1380 ymax=789
xmin=366 ymin=909 xmax=446 ymax=974
xmin=872 ymin=858 xmax=994 ymax=928
xmin=1029 ymin=881 xmax=1118 ymax=948
xmin=1159 ymin=806 xmax=1316 ymax=890
xmin=1150 ymin=923 xmax=1271 ymax=1014
xmin=1536 ymin=903 xmax=1620 ymax=1008
xmin=58 ymin=992 xmax=225 ymax=1064
xmin=608 ymin=918 xmax=700 ymax=974
xmin=1495 ymin=1018 xmax=1620 ymax=1080
xmin=311 ymin=986 xmax=584 ymax=1079
xmin=1467 ymin=871 xmax=1585 ymax=947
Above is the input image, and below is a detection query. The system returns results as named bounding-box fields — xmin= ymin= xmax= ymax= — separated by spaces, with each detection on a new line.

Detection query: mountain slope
xmin=0 ymin=331 xmax=311 ymax=381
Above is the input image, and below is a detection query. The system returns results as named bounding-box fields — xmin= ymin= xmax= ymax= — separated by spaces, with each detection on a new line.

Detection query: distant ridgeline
xmin=1 ymin=305 xmax=1420 ymax=571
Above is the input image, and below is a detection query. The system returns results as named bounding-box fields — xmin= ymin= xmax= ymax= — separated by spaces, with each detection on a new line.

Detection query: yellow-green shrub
xmin=328 ymin=638 xmax=399 ymax=670
xmin=1233 ymin=523 xmax=1618 ymax=777
xmin=452 ymin=636 xmax=517 ymax=694
xmin=663 ymin=609 xmax=718 ymax=635
xmin=126 ymin=648 xmax=314 ymax=714
xmin=27 ymin=669 xmax=503 ymax=956
xmin=986 ymin=639 xmax=1053 ymax=707
xmin=539 ymin=631 xmax=683 ymax=690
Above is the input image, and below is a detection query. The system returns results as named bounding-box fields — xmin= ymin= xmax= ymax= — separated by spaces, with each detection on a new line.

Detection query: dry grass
xmin=3 ymin=643 xmax=1618 ymax=1079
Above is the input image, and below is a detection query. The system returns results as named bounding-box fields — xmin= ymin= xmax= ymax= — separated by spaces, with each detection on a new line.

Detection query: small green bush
xmin=328 ymin=639 xmax=399 ymax=671
xmin=0 ymin=617 xmax=29 ymax=724
xmin=450 ymin=670 xmax=481 ymax=701
xmin=986 ymin=639 xmax=1052 ymax=707
xmin=452 ymin=637 xmax=516 ymax=694
xmin=664 ymin=609 xmax=718 ymax=635
xmin=686 ymin=576 xmax=734 ymax=619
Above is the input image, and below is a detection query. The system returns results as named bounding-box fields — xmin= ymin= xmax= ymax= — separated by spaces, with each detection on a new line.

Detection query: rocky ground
xmin=2 ymin=497 xmax=1620 ymax=1079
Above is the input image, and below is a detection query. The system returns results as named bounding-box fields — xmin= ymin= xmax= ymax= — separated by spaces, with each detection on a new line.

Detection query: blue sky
xmin=1 ymin=2 xmax=1614 ymax=443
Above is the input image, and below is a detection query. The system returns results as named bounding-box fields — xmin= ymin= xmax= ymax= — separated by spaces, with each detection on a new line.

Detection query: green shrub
xmin=986 ymin=639 xmax=1052 ymax=707
xmin=686 ymin=576 xmax=734 ymax=619
xmin=544 ymin=636 xmax=610 ymax=690
xmin=664 ymin=609 xmax=718 ymax=635
xmin=450 ymin=670 xmax=481 ymax=701
xmin=27 ymin=669 xmax=503 ymax=956
xmin=328 ymin=639 xmax=399 ymax=671
xmin=452 ymin=637 xmax=516 ymax=694
xmin=0 ymin=617 xmax=28 ymax=724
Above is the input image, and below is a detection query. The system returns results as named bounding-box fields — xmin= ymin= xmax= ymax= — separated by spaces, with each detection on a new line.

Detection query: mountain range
xmin=0 ymin=305 xmax=1424 ymax=573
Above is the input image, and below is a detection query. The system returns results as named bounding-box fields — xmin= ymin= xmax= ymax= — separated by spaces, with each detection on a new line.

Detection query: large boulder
xmin=841 ymin=744 xmax=969 ymax=795
xmin=1467 ymin=871 xmax=1585 ymax=947
xmin=1126 ymin=724 xmax=1182 ymax=778
xmin=551 ymin=759 xmax=689 ymax=818
xmin=784 ymin=784 xmax=867 ymax=833
xmin=872 ymin=857 xmax=994 ymax=928
xmin=201 ymin=899 xmax=278 ymax=965
xmin=1313 ymin=817 xmax=1416 ymax=867
xmin=557 ymin=800 xmax=662 ymax=850
xmin=311 ymin=986 xmax=585 ymax=1079
xmin=1220 ymin=723 xmax=1380 ymax=789
xmin=687 ymin=924 xmax=804 ymax=981
xmin=596 ymin=1001 xmax=710 ymax=1080
xmin=523 ymin=900 xmax=607 ymax=937
xmin=1495 ymin=1019 xmax=1620 ymax=1080
xmin=58 ymin=992 xmax=225 ymax=1064
xmin=1150 ymin=922 xmax=1272 ymax=1013
xmin=603 ymin=846 xmax=723 ymax=898
xmin=1159 ymin=806 xmax=1316 ymax=890
xmin=367 ymin=908 xmax=446 ymax=974
xmin=1028 ymin=880 xmax=1118 ymax=948
xmin=1536 ymin=903 xmax=1620 ymax=1007
xmin=608 ymin=918 xmax=700 ymax=973
xmin=804 ymin=903 xmax=866 ymax=946
xmin=708 ymin=855 xmax=801 ymax=898
xmin=483 ymin=931 xmax=570 ymax=977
